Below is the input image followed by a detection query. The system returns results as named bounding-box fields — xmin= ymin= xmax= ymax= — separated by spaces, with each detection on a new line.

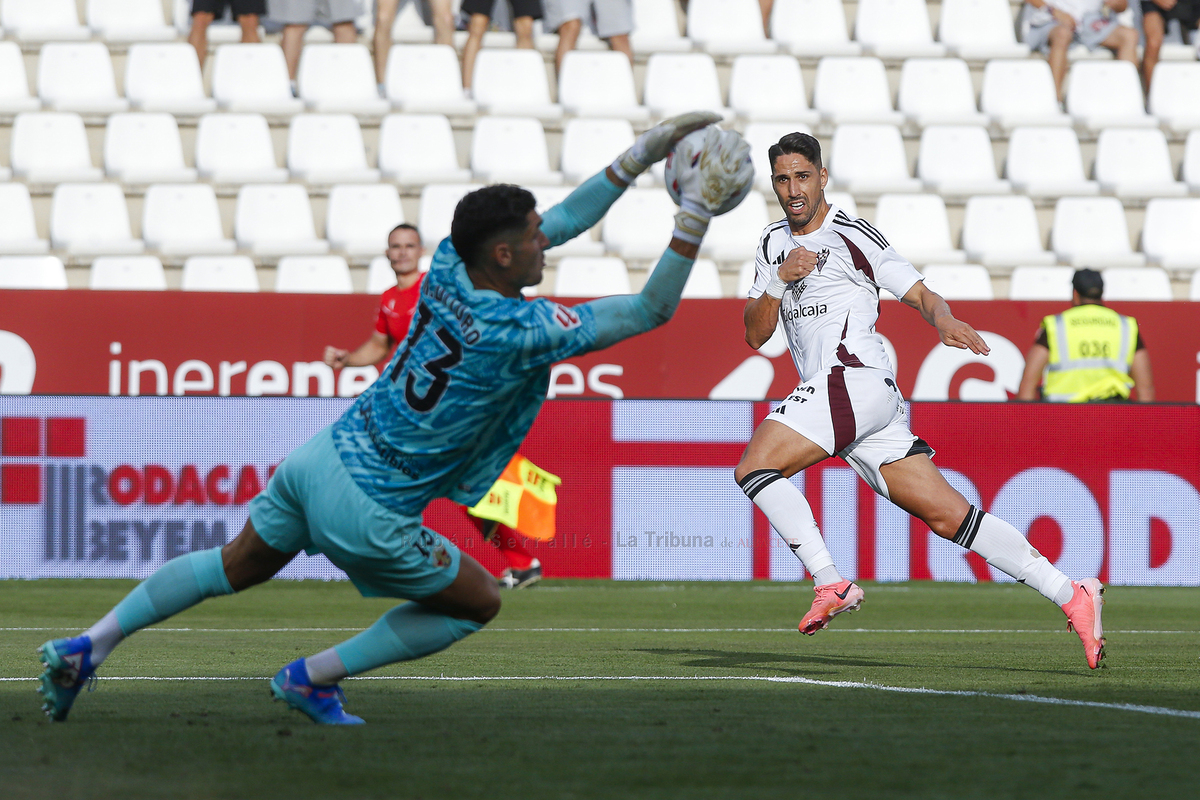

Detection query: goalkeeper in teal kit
xmin=37 ymin=115 xmax=755 ymax=725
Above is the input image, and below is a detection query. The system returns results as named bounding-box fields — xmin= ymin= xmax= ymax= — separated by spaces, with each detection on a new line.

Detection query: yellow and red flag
xmin=467 ymin=455 xmax=561 ymax=540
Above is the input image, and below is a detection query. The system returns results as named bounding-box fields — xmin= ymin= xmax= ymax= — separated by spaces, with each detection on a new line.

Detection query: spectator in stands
xmin=1021 ymin=0 xmax=1140 ymax=102
xmin=543 ymin=0 xmax=634 ymax=74
xmin=758 ymin=0 xmax=774 ymax=37
xmin=270 ymin=0 xmax=361 ymax=86
xmin=1141 ymin=0 xmax=1200 ymax=94
xmin=461 ymin=0 xmax=544 ymax=94
xmin=373 ymin=0 xmax=456 ymax=90
xmin=189 ymin=1 xmax=265 ymax=67
xmin=1016 ymin=269 xmax=1155 ymax=402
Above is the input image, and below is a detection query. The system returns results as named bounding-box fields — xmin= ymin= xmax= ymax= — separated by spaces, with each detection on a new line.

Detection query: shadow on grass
xmin=634 ymin=647 xmax=903 ymax=675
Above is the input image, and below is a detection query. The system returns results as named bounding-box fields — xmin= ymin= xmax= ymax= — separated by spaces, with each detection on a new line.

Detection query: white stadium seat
xmin=1093 ymin=128 xmax=1186 ymax=199
xmin=961 ymin=195 xmax=1056 ymax=267
xmin=1186 ymin=131 xmax=1200 ymax=193
xmin=729 ymin=56 xmax=820 ymax=124
xmin=918 ymin=126 xmax=1011 ymax=197
xmin=104 ymin=113 xmax=198 ymax=184
xmin=125 ymin=43 xmax=217 ymax=115
xmin=1142 ymin=198 xmax=1200 ymax=271
xmin=235 ymin=185 xmax=329 ymax=257
xmin=558 ymin=51 xmax=648 ymax=121
xmin=919 ymin=264 xmax=993 ymax=299
xmin=471 ymin=117 xmax=563 ymax=186
xmin=528 ymin=187 xmax=606 ymax=257
xmin=643 ymin=54 xmax=731 ymax=119
xmin=874 ymin=194 xmax=966 ymax=265
xmin=743 ymin=121 xmax=814 ymax=191
xmin=326 ymin=184 xmax=405 ymax=256
xmin=938 ymin=0 xmax=1030 ymax=60
xmin=418 ymin=183 xmax=483 ymax=247
xmin=2 ymin=0 xmax=89 ymax=42
xmin=813 ymin=57 xmax=905 ymax=126
xmin=287 ymin=114 xmax=380 ymax=184
xmin=1148 ymin=62 xmax=1200 ymax=135
xmin=87 ymin=0 xmax=174 ymax=42
xmin=384 ymin=45 xmax=476 ymax=116
xmin=142 ymin=184 xmax=236 ymax=256
xmin=1008 ymin=265 xmax=1075 ymax=300
xmin=1052 ymin=197 xmax=1146 ymax=269
xmin=771 ymin=0 xmax=861 ymax=57
xmin=829 ymin=124 xmax=923 ymax=195
xmin=1191 ymin=271 xmax=1200 ymax=302
xmin=0 ymin=256 xmax=69 ymax=289
xmin=275 ymin=256 xmax=353 ymax=293
xmin=687 ymin=0 xmax=778 ymax=55
xmin=472 ymin=49 xmax=562 ymax=120
xmin=629 ymin=0 xmax=692 ymax=53
xmin=50 ymin=183 xmax=144 ymax=256
xmin=212 ymin=44 xmax=305 ymax=115
xmin=377 ymin=113 xmax=472 ymax=186
xmin=898 ymin=59 xmax=989 ymax=127
xmin=0 ymin=183 xmax=50 ymax=254
xmin=647 ymin=256 xmax=725 ymax=297
xmin=1006 ymin=127 xmax=1100 ymax=198
xmin=297 ymin=44 xmax=390 ymax=115
xmin=737 ymin=259 xmax=758 ymax=297
xmin=38 ymin=42 xmax=129 ymax=114
xmin=0 ymin=41 xmax=40 ymax=114
xmin=702 ymin=192 xmax=771 ymax=262
xmin=554 ymin=257 xmax=632 ymax=297
xmin=1101 ymin=267 xmax=1172 ymax=301
xmin=89 ymin=256 xmax=167 ymax=290
xmin=181 ymin=256 xmax=260 ymax=292
xmin=602 ymin=189 xmax=679 ymax=259
xmin=1065 ymin=61 xmax=1156 ymax=131
xmin=826 ymin=191 xmax=858 ymax=217
xmin=367 ymin=256 xmax=397 ymax=294
xmin=560 ymin=118 xmax=636 ymax=185
xmin=855 ymin=0 xmax=946 ymax=59
xmin=10 ymin=112 xmax=103 ymax=183
xmin=195 ymin=113 xmax=289 ymax=184
xmin=981 ymin=60 xmax=1071 ymax=129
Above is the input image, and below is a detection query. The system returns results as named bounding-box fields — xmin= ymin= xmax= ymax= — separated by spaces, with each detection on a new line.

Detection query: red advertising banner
xmin=3 ymin=290 xmax=1198 ymax=402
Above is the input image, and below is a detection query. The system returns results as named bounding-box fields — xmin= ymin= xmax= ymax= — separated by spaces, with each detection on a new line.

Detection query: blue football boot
xmin=270 ymin=659 xmax=365 ymax=725
xmin=37 ymin=636 xmax=97 ymax=722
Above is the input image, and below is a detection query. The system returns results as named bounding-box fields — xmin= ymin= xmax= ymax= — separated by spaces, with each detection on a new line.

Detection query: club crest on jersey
xmin=815 ymin=248 xmax=830 ymax=273
xmin=553 ymin=304 xmax=581 ymax=330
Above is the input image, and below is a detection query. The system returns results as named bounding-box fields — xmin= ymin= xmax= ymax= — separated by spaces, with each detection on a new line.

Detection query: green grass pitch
xmin=3 ymin=579 xmax=1199 ymax=800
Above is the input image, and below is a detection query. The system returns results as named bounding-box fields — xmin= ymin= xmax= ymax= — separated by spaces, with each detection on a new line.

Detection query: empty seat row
xmin=5 ymin=175 xmax=1200 ymax=273
xmin=6 ymin=36 xmax=1200 ymax=136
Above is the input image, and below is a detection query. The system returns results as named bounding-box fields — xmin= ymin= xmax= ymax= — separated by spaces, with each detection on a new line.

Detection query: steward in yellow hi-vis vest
xmin=1016 ymin=269 xmax=1156 ymax=403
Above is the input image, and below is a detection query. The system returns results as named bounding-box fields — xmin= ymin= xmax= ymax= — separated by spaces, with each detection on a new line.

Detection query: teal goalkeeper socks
xmin=333 ymin=603 xmax=483 ymax=676
xmin=113 ymin=547 xmax=234 ymax=636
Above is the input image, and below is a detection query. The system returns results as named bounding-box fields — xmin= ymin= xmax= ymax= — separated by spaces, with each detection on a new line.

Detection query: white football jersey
xmin=749 ymin=204 xmax=923 ymax=383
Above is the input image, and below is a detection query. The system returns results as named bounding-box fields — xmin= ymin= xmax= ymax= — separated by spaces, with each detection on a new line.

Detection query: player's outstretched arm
xmin=324 ymin=332 xmax=392 ymax=368
xmin=539 ymin=112 xmax=721 ymax=248
xmin=901 ymin=281 xmax=990 ymax=356
xmin=586 ymin=127 xmax=754 ymax=352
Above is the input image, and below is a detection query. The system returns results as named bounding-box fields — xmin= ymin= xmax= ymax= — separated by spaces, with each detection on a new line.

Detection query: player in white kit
xmin=734 ymin=133 xmax=1107 ymax=668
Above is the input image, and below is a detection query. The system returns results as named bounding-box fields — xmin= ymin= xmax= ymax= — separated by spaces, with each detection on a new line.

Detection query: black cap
xmin=1072 ymin=269 xmax=1104 ymax=300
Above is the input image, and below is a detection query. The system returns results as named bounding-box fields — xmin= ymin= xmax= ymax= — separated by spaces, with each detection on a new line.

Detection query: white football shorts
xmin=764 ymin=365 xmax=933 ymax=499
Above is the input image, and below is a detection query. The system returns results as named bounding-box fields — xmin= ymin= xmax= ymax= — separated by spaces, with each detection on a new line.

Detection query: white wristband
xmin=765 ymin=275 xmax=788 ymax=299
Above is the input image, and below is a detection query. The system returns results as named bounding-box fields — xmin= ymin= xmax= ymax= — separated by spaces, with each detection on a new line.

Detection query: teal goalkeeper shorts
xmin=249 ymin=425 xmax=462 ymax=599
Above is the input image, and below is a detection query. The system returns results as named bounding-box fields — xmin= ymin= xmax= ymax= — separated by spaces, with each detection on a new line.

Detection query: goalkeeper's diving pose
xmin=37 ymin=114 xmax=755 ymax=725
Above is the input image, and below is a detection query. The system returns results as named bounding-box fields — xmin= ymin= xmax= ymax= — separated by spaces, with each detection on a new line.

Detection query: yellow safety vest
xmin=1042 ymin=304 xmax=1138 ymax=402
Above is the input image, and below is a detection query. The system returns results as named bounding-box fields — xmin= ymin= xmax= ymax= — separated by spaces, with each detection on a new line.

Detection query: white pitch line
xmin=3 ymin=673 xmax=1198 ymax=720
xmin=2 ymin=627 xmax=1196 ymax=634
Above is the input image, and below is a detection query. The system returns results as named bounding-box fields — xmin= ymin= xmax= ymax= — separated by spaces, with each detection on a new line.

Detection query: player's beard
xmin=786 ymin=193 xmax=823 ymax=231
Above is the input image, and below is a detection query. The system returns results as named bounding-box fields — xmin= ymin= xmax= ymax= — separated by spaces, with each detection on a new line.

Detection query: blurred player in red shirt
xmin=324 ymin=223 xmax=545 ymax=588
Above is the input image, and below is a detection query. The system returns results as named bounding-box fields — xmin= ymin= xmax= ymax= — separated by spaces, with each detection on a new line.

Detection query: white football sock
xmin=954 ymin=506 xmax=1074 ymax=606
xmin=83 ymin=610 xmax=125 ymax=666
xmin=739 ymin=469 xmax=842 ymax=585
xmin=304 ymin=647 xmax=350 ymax=685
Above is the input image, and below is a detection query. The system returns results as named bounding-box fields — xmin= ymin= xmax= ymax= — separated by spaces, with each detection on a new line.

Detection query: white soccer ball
xmin=664 ymin=127 xmax=754 ymax=216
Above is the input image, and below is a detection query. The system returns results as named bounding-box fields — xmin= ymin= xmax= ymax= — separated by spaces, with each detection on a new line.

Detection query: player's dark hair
xmin=768 ymin=132 xmax=823 ymax=174
xmin=389 ymin=223 xmax=420 ymax=239
xmin=451 ymin=185 xmax=537 ymax=266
